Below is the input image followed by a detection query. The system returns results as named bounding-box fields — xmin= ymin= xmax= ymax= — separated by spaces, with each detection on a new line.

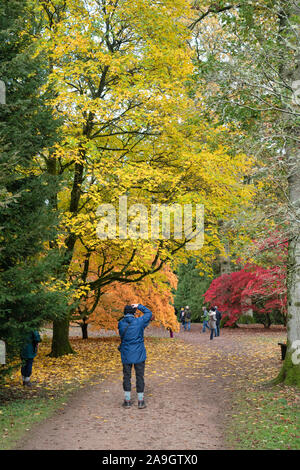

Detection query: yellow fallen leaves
xmin=9 ymin=336 xmax=122 ymax=391
xmin=5 ymin=330 xmax=289 ymax=399
xmin=7 ymin=336 xmax=193 ymax=393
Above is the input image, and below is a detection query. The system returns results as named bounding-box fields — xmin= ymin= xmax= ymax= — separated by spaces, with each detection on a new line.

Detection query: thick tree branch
xmin=189 ymin=2 xmax=241 ymax=30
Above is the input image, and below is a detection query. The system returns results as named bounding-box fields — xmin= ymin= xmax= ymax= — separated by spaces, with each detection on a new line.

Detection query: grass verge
xmin=226 ymin=386 xmax=300 ymax=450
xmin=0 ymin=392 xmax=70 ymax=450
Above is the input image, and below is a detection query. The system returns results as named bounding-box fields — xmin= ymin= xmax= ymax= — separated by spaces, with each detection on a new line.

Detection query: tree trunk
xmin=45 ymin=167 xmax=74 ymax=358
xmin=275 ymin=223 xmax=300 ymax=385
xmin=43 ymin=3 xmax=74 ymax=358
xmin=217 ymin=221 xmax=232 ymax=276
xmin=49 ymin=318 xmax=74 ymax=357
xmin=263 ymin=313 xmax=271 ymax=329
xmin=242 ymin=296 xmax=253 ymax=318
xmin=81 ymin=322 xmax=88 ymax=340
xmin=274 ymin=2 xmax=300 ymax=386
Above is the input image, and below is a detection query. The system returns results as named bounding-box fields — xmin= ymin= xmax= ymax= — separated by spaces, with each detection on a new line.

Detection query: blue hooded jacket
xmin=21 ymin=330 xmax=41 ymax=359
xmin=118 ymin=304 xmax=152 ymax=364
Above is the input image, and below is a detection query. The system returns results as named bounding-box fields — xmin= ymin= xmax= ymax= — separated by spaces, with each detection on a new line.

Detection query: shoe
xmin=138 ymin=400 xmax=146 ymax=409
xmin=122 ymin=400 xmax=131 ymax=408
xmin=23 ymin=380 xmax=32 ymax=387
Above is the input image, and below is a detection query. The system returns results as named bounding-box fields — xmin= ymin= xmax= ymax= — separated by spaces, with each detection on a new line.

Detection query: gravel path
xmin=14 ymin=324 xmax=285 ymax=450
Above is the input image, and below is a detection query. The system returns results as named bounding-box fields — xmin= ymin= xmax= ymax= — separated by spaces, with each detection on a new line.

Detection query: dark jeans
xmin=216 ymin=322 xmax=220 ymax=336
xmin=210 ymin=327 xmax=217 ymax=340
xmin=123 ymin=361 xmax=145 ymax=393
xmin=21 ymin=358 xmax=33 ymax=378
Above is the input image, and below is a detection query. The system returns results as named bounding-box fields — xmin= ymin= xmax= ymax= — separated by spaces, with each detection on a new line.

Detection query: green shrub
xmin=237 ymin=315 xmax=256 ymax=325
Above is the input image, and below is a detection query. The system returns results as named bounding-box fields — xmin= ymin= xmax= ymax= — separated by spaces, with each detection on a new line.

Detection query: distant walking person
xmin=184 ymin=306 xmax=191 ymax=331
xmin=208 ymin=308 xmax=217 ymax=340
xmin=201 ymin=307 xmax=209 ymax=333
xmin=167 ymin=327 xmax=174 ymax=338
xmin=179 ymin=307 xmax=185 ymax=330
xmin=20 ymin=329 xmax=41 ymax=386
xmin=215 ymin=306 xmax=222 ymax=337
xmin=118 ymin=303 xmax=153 ymax=409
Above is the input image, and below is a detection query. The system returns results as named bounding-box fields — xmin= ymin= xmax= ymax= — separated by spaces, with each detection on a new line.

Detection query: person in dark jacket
xmin=20 ymin=330 xmax=41 ymax=386
xmin=215 ymin=306 xmax=222 ymax=337
xmin=118 ymin=303 xmax=153 ymax=409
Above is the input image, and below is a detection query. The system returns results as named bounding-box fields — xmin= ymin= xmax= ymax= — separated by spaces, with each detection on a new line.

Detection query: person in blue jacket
xmin=20 ymin=329 xmax=41 ymax=387
xmin=118 ymin=303 xmax=153 ymax=409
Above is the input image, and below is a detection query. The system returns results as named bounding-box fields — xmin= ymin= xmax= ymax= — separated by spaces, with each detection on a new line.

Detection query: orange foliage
xmin=86 ymin=265 xmax=180 ymax=333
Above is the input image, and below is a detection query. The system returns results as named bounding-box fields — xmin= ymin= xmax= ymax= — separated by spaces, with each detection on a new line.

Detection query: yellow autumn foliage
xmin=32 ymin=0 xmax=255 ymax=316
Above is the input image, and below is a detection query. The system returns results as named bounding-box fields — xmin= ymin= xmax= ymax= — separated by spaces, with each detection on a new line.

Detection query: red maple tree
xmin=204 ymin=234 xmax=287 ymax=326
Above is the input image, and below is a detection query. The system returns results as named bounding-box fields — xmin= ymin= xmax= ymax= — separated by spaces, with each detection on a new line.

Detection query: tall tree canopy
xmin=0 ymin=0 xmax=70 ymax=373
xmin=33 ymin=0 xmax=254 ymax=355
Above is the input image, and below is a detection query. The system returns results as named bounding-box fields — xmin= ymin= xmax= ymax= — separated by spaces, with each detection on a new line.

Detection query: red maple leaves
xmin=204 ymin=235 xmax=287 ymax=326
